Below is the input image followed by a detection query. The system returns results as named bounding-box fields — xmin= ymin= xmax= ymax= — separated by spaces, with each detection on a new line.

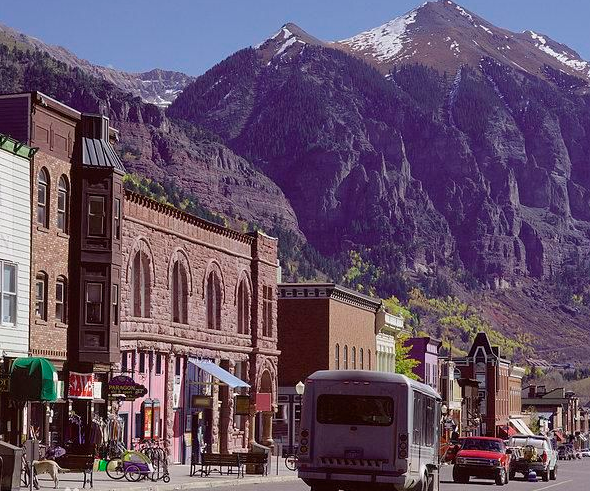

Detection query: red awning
xmin=497 ymin=425 xmax=517 ymax=438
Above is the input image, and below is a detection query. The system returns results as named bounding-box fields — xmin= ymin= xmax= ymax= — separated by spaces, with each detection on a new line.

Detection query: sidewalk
xmin=31 ymin=458 xmax=299 ymax=491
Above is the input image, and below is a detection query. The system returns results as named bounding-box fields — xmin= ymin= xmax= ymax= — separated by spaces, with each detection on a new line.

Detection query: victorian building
xmin=454 ymin=333 xmax=528 ymax=438
xmin=118 ymin=193 xmax=279 ymax=464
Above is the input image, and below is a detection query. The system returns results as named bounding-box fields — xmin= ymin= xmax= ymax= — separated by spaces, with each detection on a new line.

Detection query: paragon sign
xmin=107 ymin=375 xmax=147 ymax=401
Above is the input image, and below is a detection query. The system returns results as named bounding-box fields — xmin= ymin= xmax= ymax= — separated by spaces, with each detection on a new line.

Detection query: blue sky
xmin=1 ymin=0 xmax=589 ymax=76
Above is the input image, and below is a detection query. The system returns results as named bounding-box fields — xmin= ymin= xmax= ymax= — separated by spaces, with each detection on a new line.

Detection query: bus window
xmin=317 ymin=395 xmax=393 ymax=426
xmin=413 ymin=392 xmax=436 ymax=447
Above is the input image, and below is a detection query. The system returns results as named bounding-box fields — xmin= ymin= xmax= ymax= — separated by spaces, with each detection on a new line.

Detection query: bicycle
xmin=284 ymin=453 xmax=298 ymax=471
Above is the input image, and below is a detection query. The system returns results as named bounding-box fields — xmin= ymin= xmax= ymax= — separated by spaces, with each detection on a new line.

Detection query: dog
xmin=32 ymin=460 xmax=69 ymax=489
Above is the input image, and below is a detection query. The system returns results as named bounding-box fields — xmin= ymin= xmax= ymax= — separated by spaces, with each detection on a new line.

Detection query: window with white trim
xmin=35 ymin=272 xmax=48 ymax=320
xmin=55 ymin=276 xmax=67 ymax=323
xmin=1 ymin=261 xmax=17 ymax=325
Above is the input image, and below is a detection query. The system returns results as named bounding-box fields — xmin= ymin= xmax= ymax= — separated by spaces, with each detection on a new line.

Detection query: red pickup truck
xmin=453 ymin=436 xmax=512 ymax=486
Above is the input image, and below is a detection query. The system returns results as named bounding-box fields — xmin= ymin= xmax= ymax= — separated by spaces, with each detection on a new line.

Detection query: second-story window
xmin=237 ymin=278 xmax=250 ymax=334
xmin=262 ymin=285 xmax=273 ymax=337
xmin=335 ymin=344 xmax=340 ymax=370
xmin=86 ymin=282 xmax=103 ymax=324
xmin=360 ymin=348 xmax=364 ymax=370
xmin=88 ymin=196 xmax=106 ymax=236
xmin=114 ymin=198 xmax=121 ymax=240
xmin=206 ymin=271 xmax=222 ymax=330
xmin=171 ymin=261 xmax=188 ymax=324
xmin=57 ymin=176 xmax=69 ymax=233
xmin=344 ymin=345 xmax=348 ymax=370
xmin=35 ymin=272 xmax=48 ymax=320
xmin=55 ymin=276 xmax=67 ymax=323
xmin=37 ymin=168 xmax=49 ymax=227
xmin=352 ymin=347 xmax=357 ymax=369
xmin=132 ymin=252 xmax=150 ymax=318
xmin=1 ymin=261 xmax=17 ymax=325
xmin=112 ymin=284 xmax=119 ymax=325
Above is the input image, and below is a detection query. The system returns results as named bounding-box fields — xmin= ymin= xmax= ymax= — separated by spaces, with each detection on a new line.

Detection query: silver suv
xmin=508 ymin=435 xmax=558 ymax=482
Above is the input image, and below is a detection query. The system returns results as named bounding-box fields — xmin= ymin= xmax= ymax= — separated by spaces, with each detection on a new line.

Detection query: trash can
xmin=0 ymin=441 xmax=23 ymax=491
xmin=247 ymin=442 xmax=271 ymax=475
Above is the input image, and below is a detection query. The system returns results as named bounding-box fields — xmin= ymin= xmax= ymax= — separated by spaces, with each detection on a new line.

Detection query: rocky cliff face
xmin=168 ymin=27 xmax=590 ymax=288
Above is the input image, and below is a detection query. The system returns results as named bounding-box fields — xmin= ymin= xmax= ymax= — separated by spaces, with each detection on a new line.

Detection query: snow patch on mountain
xmin=528 ymin=30 xmax=589 ymax=74
xmin=338 ymin=9 xmax=418 ymax=62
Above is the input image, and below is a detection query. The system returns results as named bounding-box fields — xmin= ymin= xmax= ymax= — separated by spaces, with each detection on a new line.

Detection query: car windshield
xmin=316 ymin=394 xmax=394 ymax=426
xmin=462 ymin=438 xmax=504 ymax=453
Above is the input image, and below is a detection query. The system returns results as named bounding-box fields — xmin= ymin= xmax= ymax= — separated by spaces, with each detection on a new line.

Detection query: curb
xmin=92 ymin=475 xmax=299 ymax=491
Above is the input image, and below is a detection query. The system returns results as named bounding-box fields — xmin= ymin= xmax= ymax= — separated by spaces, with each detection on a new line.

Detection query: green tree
xmin=395 ymin=335 xmax=420 ymax=380
xmin=527 ymin=406 xmax=541 ymax=434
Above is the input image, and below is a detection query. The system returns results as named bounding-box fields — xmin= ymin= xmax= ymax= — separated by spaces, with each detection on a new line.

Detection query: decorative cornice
xmin=278 ymin=282 xmax=382 ymax=312
xmin=125 ymin=190 xmax=255 ymax=245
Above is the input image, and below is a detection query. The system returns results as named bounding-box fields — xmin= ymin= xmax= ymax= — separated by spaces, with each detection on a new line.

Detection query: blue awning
xmin=189 ymin=359 xmax=250 ymax=389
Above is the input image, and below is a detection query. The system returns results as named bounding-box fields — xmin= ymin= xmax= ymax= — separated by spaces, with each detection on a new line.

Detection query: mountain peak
xmin=256 ymin=22 xmax=325 ymax=63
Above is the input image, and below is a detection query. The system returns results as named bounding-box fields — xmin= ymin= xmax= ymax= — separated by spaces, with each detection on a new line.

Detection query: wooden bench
xmin=54 ymin=454 xmax=95 ymax=488
xmin=239 ymin=452 xmax=269 ymax=476
xmin=195 ymin=453 xmax=243 ymax=478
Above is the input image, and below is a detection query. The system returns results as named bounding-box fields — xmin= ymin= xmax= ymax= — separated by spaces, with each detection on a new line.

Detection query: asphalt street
xmin=206 ymin=459 xmax=590 ymax=491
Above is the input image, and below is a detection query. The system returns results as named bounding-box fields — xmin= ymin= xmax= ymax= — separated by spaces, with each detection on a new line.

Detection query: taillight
xmin=398 ymin=434 xmax=408 ymax=459
xmin=542 ymin=452 xmax=548 ymax=463
xmin=299 ymin=429 xmax=310 ymax=454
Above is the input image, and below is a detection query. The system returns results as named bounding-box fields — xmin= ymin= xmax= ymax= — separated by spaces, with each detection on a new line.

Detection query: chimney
xmin=529 ymin=385 xmax=537 ymax=398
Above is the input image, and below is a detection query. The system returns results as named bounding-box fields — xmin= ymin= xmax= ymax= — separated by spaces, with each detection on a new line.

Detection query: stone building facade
xmin=119 ymin=192 xmax=279 ymax=464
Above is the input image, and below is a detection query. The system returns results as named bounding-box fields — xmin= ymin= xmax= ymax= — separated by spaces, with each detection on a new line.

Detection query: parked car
xmin=453 ymin=436 xmax=511 ymax=486
xmin=580 ymin=449 xmax=590 ymax=458
xmin=508 ymin=435 xmax=558 ymax=482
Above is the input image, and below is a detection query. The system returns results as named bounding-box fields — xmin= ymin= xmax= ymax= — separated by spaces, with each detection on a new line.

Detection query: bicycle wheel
xmin=106 ymin=458 xmax=125 ymax=480
xmin=285 ymin=454 xmax=298 ymax=471
xmin=125 ymin=463 xmax=143 ymax=482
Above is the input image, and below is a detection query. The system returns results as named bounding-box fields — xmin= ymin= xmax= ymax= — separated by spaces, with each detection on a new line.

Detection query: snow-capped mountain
xmin=256 ymin=23 xmax=326 ymax=63
xmin=334 ymin=0 xmax=590 ymax=86
xmin=0 ymin=23 xmax=194 ymax=106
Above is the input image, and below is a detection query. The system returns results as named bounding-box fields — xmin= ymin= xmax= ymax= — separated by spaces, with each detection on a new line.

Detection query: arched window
xmin=55 ymin=276 xmax=67 ymax=323
xmin=206 ymin=271 xmax=222 ymax=330
xmin=352 ymin=347 xmax=356 ymax=369
xmin=37 ymin=168 xmax=49 ymax=227
xmin=132 ymin=251 xmax=151 ymax=317
xmin=237 ymin=278 xmax=250 ymax=334
xmin=35 ymin=272 xmax=48 ymax=320
xmin=360 ymin=348 xmax=364 ymax=370
xmin=171 ymin=261 xmax=188 ymax=324
xmin=57 ymin=176 xmax=69 ymax=233
xmin=368 ymin=349 xmax=372 ymax=370
xmin=344 ymin=345 xmax=348 ymax=370
xmin=335 ymin=344 xmax=340 ymax=370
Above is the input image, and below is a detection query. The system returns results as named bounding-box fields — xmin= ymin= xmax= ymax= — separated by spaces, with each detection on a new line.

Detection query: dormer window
xmin=88 ymin=196 xmax=106 ymax=236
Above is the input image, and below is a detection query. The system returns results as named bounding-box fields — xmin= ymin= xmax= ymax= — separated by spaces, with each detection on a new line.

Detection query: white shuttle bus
xmin=297 ymin=370 xmax=441 ymax=491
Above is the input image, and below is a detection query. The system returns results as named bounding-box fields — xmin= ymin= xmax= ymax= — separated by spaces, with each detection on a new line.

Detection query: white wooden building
xmin=0 ymin=135 xmax=34 ymax=357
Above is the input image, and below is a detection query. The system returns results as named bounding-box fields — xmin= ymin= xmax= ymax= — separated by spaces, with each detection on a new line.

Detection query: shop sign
xmin=107 ymin=375 xmax=147 ymax=401
xmin=255 ymin=393 xmax=272 ymax=412
xmin=191 ymin=395 xmax=213 ymax=408
xmin=68 ymin=372 xmax=94 ymax=399
xmin=235 ymin=395 xmax=250 ymax=415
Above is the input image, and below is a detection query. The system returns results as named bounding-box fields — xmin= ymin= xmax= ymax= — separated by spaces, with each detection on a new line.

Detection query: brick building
xmin=275 ymin=283 xmax=381 ymax=453
xmin=455 ymin=333 xmax=527 ymax=437
xmin=0 ymin=92 xmax=124 ymax=445
xmin=118 ymin=192 xmax=279 ymax=464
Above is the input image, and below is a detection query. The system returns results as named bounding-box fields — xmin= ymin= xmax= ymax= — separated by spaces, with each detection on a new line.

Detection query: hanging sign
xmin=107 ymin=375 xmax=147 ymax=401
xmin=191 ymin=395 xmax=213 ymax=409
xmin=235 ymin=395 xmax=250 ymax=415
xmin=68 ymin=372 xmax=94 ymax=399
xmin=255 ymin=393 xmax=272 ymax=412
